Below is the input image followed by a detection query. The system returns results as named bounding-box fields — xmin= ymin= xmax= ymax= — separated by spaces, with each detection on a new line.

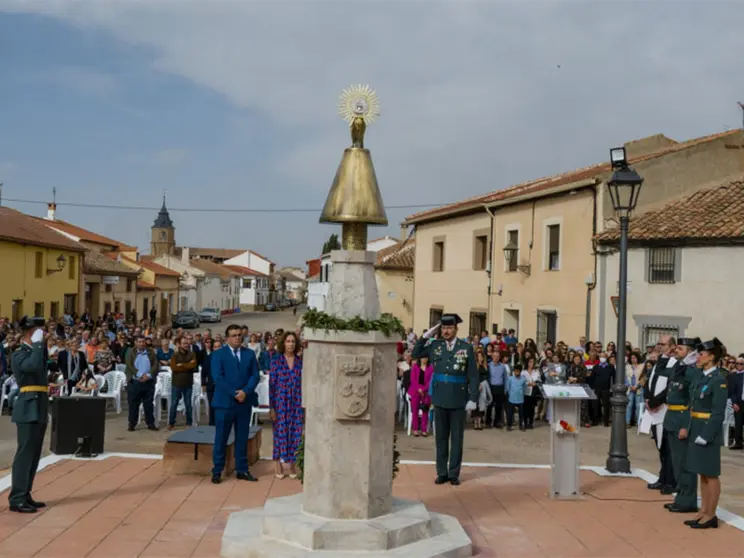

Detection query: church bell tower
xmin=151 ymin=195 xmax=175 ymax=257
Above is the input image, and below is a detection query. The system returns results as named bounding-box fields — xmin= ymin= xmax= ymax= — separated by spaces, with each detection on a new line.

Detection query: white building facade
xmin=597 ymin=245 xmax=744 ymax=353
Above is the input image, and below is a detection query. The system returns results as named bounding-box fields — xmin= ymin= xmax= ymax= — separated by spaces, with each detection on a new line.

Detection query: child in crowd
xmin=506 ymin=364 xmax=527 ymax=431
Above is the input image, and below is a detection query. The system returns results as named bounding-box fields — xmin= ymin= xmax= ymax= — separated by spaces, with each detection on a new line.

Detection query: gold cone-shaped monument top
xmin=320 ymin=85 xmax=388 ymax=227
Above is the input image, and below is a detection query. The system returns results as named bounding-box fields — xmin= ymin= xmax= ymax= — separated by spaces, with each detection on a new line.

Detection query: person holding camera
xmin=8 ymin=316 xmax=49 ymax=513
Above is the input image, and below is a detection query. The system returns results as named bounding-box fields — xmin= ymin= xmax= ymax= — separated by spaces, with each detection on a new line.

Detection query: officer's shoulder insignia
xmin=720 ymin=383 xmax=727 ymax=389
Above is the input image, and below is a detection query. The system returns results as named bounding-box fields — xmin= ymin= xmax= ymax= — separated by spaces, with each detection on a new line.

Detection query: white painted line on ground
xmin=2 ymin=453 xmax=742 ymax=533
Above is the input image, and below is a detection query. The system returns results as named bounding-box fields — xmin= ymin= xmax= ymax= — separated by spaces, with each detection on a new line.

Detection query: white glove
xmin=423 ymin=323 xmax=440 ymax=339
xmin=465 ymin=401 xmax=477 ymax=412
xmin=31 ymin=328 xmax=44 ymax=343
xmin=694 ymin=435 xmax=707 ymax=446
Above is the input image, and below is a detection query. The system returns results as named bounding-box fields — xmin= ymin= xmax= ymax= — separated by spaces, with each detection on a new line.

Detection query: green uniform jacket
xmin=687 ymin=367 xmax=727 ymax=445
xmin=686 ymin=367 xmax=727 ymax=477
xmin=663 ymin=362 xmax=702 ymax=434
xmin=10 ymin=342 xmax=49 ymax=425
xmin=124 ymin=347 xmax=159 ymax=384
xmin=412 ymin=337 xmax=478 ymax=410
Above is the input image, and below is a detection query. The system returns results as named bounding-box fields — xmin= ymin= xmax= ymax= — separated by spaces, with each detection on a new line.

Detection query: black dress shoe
xmin=211 ymin=474 xmax=221 ymax=484
xmin=450 ymin=478 xmax=461 ymax=486
xmin=684 ymin=518 xmax=701 ymax=526
xmin=127 ymin=426 xmax=135 ymax=432
xmin=664 ymin=503 xmax=675 ymax=510
xmin=9 ymin=503 xmax=37 ymax=514
xmin=660 ymin=485 xmax=676 ymax=495
xmin=147 ymin=425 xmax=159 ymax=431
xmin=434 ymin=476 xmax=449 ymax=485
xmin=27 ymin=498 xmax=46 ymax=509
xmin=729 ymin=445 xmax=743 ymax=450
xmin=647 ymin=481 xmax=663 ymax=490
xmin=236 ymin=472 xmax=257 ymax=482
xmin=690 ymin=516 xmax=718 ymax=529
xmin=669 ymin=505 xmax=699 ymax=514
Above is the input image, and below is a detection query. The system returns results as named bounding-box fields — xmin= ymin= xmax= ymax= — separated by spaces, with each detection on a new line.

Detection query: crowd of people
xmin=396 ymin=328 xmax=743 ymax=446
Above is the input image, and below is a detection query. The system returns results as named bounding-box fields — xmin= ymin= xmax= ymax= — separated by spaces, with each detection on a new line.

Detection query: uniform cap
xmin=18 ymin=316 xmax=45 ymax=331
xmin=440 ymin=314 xmax=463 ymax=326
xmin=678 ymin=337 xmax=701 ymax=348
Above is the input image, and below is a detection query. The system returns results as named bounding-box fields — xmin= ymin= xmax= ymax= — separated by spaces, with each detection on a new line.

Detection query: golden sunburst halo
xmin=338 ymin=84 xmax=380 ymax=125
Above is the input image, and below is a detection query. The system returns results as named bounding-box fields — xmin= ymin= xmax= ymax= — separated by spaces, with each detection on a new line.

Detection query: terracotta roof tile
xmin=223 ymin=264 xmax=267 ymax=277
xmin=84 ymin=250 xmax=140 ymax=276
xmin=34 ymin=218 xmax=137 ymax=251
xmin=0 ymin=207 xmax=86 ymax=252
xmin=375 ymin=237 xmax=415 ymax=270
xmin=597 ymin=177 xmax=744 ymax=244
xmin=404 ymin=129 xmax=740 ymax=225
xmin=122 ymin=256 xmax=181 ymax=277
xmin=189 ymin=259 xmax=239 ymax=281
xmin=137 ymin=280 xmax=156 ymax=290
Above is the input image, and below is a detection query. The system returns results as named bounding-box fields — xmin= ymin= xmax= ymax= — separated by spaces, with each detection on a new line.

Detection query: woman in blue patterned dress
xmin=269 ymin=331 xmax=303 ymax=479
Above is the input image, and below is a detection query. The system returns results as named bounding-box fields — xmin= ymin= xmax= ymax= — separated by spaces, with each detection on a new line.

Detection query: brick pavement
xmin=1 ymin=457 xmax=744 ymax=557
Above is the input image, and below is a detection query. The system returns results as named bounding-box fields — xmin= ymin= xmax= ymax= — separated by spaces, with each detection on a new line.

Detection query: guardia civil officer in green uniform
xmin=662 ymin=337 xmax=702 ymax=514
xmin=412 ymin=314 xmax=478 ymax=486
xmin=682 ymin=337 xmax=727 ymax=529
xmin=8 ymin=316 xmax=49 ymax=513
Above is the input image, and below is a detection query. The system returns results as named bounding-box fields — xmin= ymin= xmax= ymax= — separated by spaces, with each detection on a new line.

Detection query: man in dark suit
xmin=211 ymin=324 xmax=260 ymax=484
xmin=57 ymin=340 xmax=88 ymax=396
xmin=8 ymin=316 xmax=48 ymax=513
xmin=644 ymin=335 xmax=677 ymax=493
xmin=412 ymin=313 xmax=478 ymax=486
xmin=729 ymin=356 xmax=744 ymax=450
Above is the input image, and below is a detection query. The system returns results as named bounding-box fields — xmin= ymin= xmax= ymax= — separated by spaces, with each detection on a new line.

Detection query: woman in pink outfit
xmin=408 ymin=355 xmax=434 ymax=437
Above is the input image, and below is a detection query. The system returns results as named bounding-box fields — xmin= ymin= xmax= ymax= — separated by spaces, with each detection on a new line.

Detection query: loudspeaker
xmin=50 ymin=396 xmax=106 ymax=455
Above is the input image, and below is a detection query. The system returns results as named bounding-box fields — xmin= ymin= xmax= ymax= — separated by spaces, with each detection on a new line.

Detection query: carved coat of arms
xmin=335 ymin=355 xmax=372 ymax=420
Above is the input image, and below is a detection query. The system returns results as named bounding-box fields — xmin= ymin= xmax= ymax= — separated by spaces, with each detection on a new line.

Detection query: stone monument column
xmin=221 ymin=85 xmax=473 ymax=558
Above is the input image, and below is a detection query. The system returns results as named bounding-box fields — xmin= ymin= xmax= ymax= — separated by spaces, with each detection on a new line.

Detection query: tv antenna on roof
xmin=738 ymin=102 xmax=744 ymax=129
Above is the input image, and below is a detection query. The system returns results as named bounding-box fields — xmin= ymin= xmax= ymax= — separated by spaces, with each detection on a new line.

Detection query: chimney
xmin=182 ymin=246 xmax=190 ymax=264
xmin=400 ymin=223 xmax=409 ymax=241
xmin=46 ymin=203 xmax=57 ymax=220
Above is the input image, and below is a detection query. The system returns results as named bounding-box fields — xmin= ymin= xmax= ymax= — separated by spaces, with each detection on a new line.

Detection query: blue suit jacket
xmin=210 ymin=345 xmax=260 ymax=410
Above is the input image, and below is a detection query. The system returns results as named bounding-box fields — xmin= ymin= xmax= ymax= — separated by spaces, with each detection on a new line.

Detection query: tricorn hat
xmin=678 ymin=337 xmax=701 ymax=348
xmin=18 ymin=316 xmax=45 ymax=331
xmin=696 ymin=337 xmax=724 ymax=358
xmin=440 ymin=314 xmax=463 ymax=327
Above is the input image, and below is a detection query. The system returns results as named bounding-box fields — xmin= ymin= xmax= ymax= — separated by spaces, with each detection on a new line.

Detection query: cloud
xmin=46 ymin=65 xmax=118 ymax=98
xmin=2 ymin=0 xmax=744 ymax=263
xmin=121 ymin=148 xmax=188 ymax=166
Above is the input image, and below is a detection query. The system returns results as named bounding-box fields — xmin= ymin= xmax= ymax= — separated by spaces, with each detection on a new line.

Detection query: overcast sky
xmin=1 ymin=1 xmax=742 ymax=267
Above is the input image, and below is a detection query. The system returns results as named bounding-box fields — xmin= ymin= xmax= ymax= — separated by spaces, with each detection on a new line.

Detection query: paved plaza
xmin=1 ymin=457 xmax=744 ymax=557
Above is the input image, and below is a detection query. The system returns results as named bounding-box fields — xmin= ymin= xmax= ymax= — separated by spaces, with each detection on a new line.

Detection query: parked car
xmin=198 ymin=307 xmax=222 ymax=323
xmin=265 ymin=303 xmax=277 ymax=312
xmin=172 ymin=310 xmax=200 ymax=329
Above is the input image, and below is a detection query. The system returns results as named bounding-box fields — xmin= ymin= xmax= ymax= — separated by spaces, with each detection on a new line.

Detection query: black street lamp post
xmin=606 ymin=146 xmax=643 ymax=474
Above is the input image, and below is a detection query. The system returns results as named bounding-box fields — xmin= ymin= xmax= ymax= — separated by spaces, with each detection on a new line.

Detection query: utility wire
xmin=2 ymin=197 xmax=444 ymax=214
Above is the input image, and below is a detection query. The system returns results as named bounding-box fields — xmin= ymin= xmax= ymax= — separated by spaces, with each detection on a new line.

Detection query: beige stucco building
xmin=375 ymin=237 xmax=416 ymax=329
xmin=404 ymin=129 xmax=744 ymax=346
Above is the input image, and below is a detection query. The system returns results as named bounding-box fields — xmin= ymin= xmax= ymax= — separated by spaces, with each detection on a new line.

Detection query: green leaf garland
xmin=301 ymin=308 xmax=405 ymax=338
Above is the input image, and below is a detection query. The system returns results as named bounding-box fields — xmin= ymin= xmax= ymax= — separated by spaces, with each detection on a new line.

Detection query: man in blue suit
xmin=211 ymin=324 xmax=260 ymax=484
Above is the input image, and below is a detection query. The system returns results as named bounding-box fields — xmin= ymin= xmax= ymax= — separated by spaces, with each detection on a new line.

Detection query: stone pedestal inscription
xmin=335 ymin=354 xmax=372 ymax=421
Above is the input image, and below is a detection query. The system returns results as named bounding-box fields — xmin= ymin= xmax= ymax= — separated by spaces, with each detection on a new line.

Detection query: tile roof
xmin=122 ymin=256 xmax=181 ymax=277
xmin=597 ymin=177 xmax=744 ymax=244
xmin=404 ymin=129 xmax=740 ymax=225
xmin=34 ymin=217 xmax=137 ymax=251
xmin=223 ymin=264 xmax=267 ymax=277
xmin=0 ymin=207 xmax=86 ymax=252
xmin=190 ymin=259 xmax=239 ymax=280
xmin=375 ymin=237 xmax=416 ymax=270
xmin=137 ymin=280 xmax=156 ymax=290
xmin=177 ymin=247 xmax=245 ymax=260
xmin=84 ymin=250 xmax=140 ymax=276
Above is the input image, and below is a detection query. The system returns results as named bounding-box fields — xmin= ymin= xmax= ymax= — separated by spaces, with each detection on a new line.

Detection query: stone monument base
xmin=221 ymin=495 xmax=473 ymax=558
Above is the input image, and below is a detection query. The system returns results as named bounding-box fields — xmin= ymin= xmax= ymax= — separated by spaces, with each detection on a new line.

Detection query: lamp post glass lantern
xmin=605 ymin=148 xmax=643 ymax=474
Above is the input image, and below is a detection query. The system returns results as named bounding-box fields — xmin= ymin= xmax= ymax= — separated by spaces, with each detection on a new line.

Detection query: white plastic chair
xmin=250 ymin=374 xmax=270 ymax=426
xmin=0 ymin=376 xmax=15 ymax=413
xmin=405 ymin=393 xmax=434 ymax=436
xmin=99 ymin=371 xmax=125 ymax=413
xmin=724 ymin=400 xmax=735 ymax=447
xmin=396 ymin=379 xmax=406 ymax=424
xmin=94 ymin=374 xmax=106 ymax=396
